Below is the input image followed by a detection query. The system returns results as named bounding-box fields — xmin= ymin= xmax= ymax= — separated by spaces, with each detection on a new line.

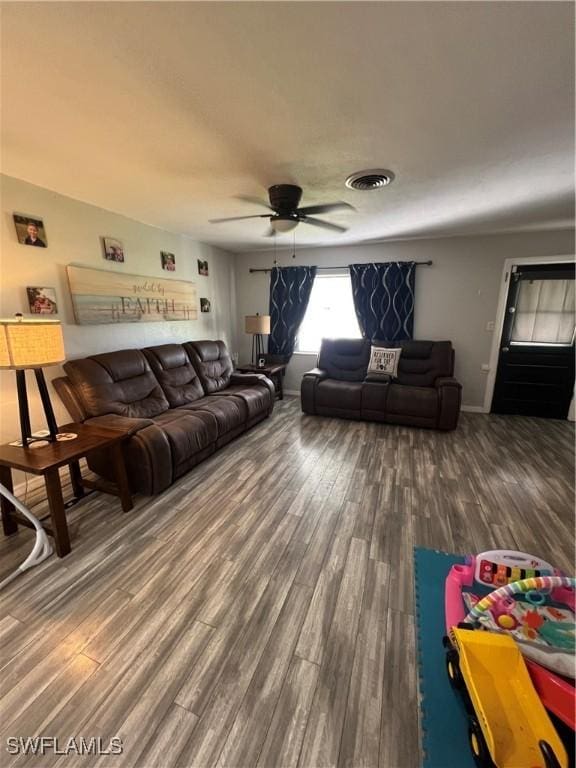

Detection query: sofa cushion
xmin=211 ymin=383 xmax=272 ymax=420
xmin=143 ymin=344 xmax=205 ymax=407
xmin=63 ymin=350 xmax=169 ymax=419
xmin=151 ymin=411 xmax=218 ymax=469
xmin=373 ymin=340 xmax=454 ymax=387
xmin=317 ymin=338 xmax=370 ymax=382
xmin=386 ymin=383 xmax=438 ymax=419
xmin=179 ymin=395 xmax=246 ymax=436
xmin=316 ymin=379 xmax=363 ymax=411
xmin=185 ymin=340 xmax=233 ymax=393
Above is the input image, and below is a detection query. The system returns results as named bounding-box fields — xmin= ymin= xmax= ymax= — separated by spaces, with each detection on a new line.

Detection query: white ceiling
xmin=1 ymin=1 xmax=574 ymax=252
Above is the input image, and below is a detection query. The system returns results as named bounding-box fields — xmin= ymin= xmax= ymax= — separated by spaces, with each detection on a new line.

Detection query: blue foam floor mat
xmin=414 ymin=547 xmax=476 ymax=768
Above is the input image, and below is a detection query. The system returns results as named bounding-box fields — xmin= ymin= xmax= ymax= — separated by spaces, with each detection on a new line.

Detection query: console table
xmin=0 ymin=423 xmax=133 ymax=557
xmin=236 ymin=362 xmax=287 ymax=400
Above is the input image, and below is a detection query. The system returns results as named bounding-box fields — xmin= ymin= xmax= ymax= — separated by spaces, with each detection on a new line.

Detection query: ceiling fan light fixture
xmin=271 ymin=216 xmax=299 ymax=233
xmin=345 ymin=169 xmax=395 ymax=190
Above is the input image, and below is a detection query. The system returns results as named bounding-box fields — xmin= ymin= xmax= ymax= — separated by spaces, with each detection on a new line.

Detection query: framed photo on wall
xmin=200 ymin=298 xmax=211 ymax=313
xmin=161 ymin=251 xmax=176 ymax=271
xmin=27 ymin=286 xmax=58 ymax=314
xmin=103 ymin=237 xmax=125 ymax=262
xmin=14 ymin=214 xmax=47 ymax=247
xmin=197 ymin=259 xmax=209 ymax=276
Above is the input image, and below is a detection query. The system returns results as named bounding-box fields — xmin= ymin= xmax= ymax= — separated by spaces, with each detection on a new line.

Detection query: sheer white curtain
xmin=511 ymin=279 xmax=575 ymax=344
xmin=296 ymin=274 xmax=361 ymax=353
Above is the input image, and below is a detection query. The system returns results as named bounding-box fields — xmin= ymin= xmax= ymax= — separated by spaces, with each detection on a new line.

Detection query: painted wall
xmin=235 ymin=230 xmax=575 ymax=408
xmin=0 ymin=174 xmax=237 ymax=444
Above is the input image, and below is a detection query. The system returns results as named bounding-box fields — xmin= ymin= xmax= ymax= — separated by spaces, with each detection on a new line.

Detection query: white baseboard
xmin=283 ymin=389 xmax=300 ymax=396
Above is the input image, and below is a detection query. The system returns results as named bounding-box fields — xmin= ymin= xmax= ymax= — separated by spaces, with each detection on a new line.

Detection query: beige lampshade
xmin=245 ymin=314 xmax=271 ymax=335
xmin=0 ymin=318 xmax=66 ymax=369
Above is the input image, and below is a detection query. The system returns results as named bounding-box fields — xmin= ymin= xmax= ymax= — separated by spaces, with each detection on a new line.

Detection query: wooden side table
xmin=0 ymin=423 xmax=133 ymax=557
xmin=236 ymin=362 xmax=287 ymax=400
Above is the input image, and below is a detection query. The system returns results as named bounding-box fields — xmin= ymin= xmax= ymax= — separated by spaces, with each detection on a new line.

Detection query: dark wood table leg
xmin=110 ymin=443 xmax=133 ymax=513
xmin=276 ymin=372 xmax=284 ymax=400
xmin=69 ymin=460 xmax=85 ymax=499
xmin=45 ymin=468 xmax=70 ymax=557
xmin=0 ymin=465 xmax=18 ymax=536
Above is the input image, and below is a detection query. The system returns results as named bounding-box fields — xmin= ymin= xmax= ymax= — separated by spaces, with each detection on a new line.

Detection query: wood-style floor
xmin=0 ymin=398 xmax=574 ymax=768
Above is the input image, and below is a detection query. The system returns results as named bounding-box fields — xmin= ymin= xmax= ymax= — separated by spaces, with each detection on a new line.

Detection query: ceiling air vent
xmin=345 ymin=169 xmax=395 ymax=191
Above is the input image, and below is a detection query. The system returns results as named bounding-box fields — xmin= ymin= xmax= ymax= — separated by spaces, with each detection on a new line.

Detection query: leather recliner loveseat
xmin=54 ymin=340 xmax=274 ymax=495
xmin=301 ymin=338 xmax=461 ymax=430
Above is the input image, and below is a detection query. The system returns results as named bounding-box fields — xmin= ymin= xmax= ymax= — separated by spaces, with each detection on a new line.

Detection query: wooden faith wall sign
xmin=67 ymin=264 xmax=198 ymax=325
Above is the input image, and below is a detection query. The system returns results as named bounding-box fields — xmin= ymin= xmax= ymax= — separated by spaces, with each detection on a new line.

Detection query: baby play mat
xmin=414 ymin=547 xmax=475 ymax=768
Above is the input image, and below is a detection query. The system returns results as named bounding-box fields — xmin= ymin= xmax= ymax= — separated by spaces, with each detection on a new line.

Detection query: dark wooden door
xmin=491 ymin=263 xmax=575 ymax=418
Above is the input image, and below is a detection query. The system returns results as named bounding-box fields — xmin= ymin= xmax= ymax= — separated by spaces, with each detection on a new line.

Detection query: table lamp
xmin=0 ymin=316 xmax=66 ymax=447
xmin=245 ymin=313 xmax=271 ymax=365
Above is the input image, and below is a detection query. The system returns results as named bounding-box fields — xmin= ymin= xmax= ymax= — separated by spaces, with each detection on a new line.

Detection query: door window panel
xmin=511 ymin=278 xmax=575 ymax=345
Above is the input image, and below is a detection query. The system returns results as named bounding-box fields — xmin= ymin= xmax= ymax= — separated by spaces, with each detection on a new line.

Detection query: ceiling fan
xmin=209 ymin=184 xmax=353 ymax=236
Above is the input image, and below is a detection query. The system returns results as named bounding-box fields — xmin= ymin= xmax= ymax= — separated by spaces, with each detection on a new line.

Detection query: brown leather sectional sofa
xmin=301 ymin=338 xmax=462 ymax=430
xmin=54 ymin=340 xmax=274 ymax=495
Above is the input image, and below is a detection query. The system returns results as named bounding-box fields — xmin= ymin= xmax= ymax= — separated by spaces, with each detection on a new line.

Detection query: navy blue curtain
xmin=268 ymin=266 xmax=316 ymax=358
xmin=349 ymin=262 xmax=416 ymax=341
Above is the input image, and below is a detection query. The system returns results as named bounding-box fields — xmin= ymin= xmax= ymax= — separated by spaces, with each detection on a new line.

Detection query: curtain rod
xmin=249 ymin=260 xmax=433 ymax=274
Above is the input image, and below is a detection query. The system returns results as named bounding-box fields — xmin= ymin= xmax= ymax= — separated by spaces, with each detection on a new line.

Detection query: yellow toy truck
xmin=444 ymin=627 xmax=568 ymax=768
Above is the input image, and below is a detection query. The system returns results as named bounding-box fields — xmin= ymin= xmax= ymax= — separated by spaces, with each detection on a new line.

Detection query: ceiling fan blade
xmin=297 ymin=202 xmax=354 ymax=216
xmin=300 ymin=216 xmax=348 ymax=233
xmin=236 ymin=195 xmax=273 ymax=211
xmin=209 ymin=214 xmax=270 ymax=223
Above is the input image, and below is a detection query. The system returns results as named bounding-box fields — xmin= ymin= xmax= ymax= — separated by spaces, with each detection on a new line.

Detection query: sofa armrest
xmin=435 ymin=377 xmax=462 ymax=430
xmin=230 ymin=371 xmax=270 ymax=386
xmin=435 ymin=376 xmax=462 ymax=389
xmin=303 ymin=367 xmax=328 ymax=380
xmin=230 ymin=372 xmax=275 ymax=402
xmin=301 ymin=369 xmax=327 ymax=414
xmin=85 ymin=413 xmax=155 ymax=436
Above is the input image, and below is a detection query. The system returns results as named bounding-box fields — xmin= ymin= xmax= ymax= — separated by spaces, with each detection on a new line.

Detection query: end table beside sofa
xmin=0 ymin=422 xmax=133 ymax=557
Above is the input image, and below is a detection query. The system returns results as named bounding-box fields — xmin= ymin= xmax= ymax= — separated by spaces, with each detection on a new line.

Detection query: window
xmin=296 ymin=273 xmax=361 ymax=353
xmin=511 ymin=278 xmax=575 ymax=345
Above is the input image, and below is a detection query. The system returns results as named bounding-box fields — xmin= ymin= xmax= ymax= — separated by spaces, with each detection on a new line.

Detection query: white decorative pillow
xmin=368 ymin=346 xmax=401 ymax=378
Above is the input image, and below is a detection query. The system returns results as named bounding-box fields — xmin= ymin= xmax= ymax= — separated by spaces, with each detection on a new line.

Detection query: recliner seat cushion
xmin=316 ymin=379 xmax=363 ymax=410
xmin=143 ymin=344 xmax=205 ymax=406
xmin=386 ymin=383 xmax=438 ymax=419
xmin=185 ymin=340 xmax=233 ymax=393
xmin=151 ymin=412 xmax=217 ymax=470
xmin=211 ymin=383 xmax=272 ymax=420
xmin=63 ymin=350 xmax=169 ymax=419
xmin=179 ymin=395 xmax=246 ymax=436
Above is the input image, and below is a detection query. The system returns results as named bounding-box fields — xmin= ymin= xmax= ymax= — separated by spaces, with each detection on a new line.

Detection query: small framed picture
xmin=14 ymin=214 xmax=47 ymax=247
xmin=27 ymin=286 xmax=58 ymax=315
xmin=103 ymin=237 xmax=125 ymax=262
xmin=161 ymin=251 xmax=176 ymax=271
xmin=197 ymin=259 xmax=209 ymax=276
xmin=258 ymin=357 xmax=266 ymax=369
xmin=200 ymin=297 xmax=211 ymax=313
